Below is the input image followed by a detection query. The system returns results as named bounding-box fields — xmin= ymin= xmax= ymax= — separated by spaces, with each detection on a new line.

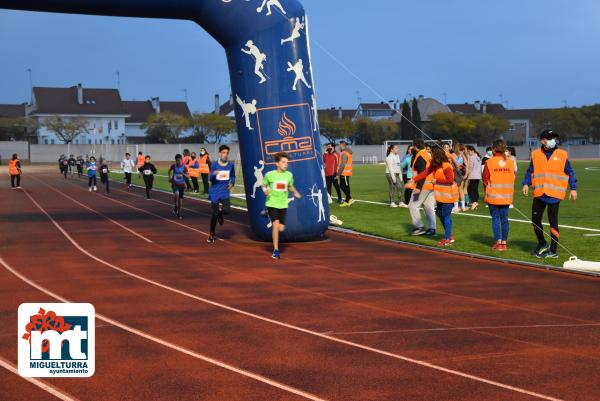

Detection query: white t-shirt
xmin=385 ymin=153 xmax=401 ymax=175
xmin=121 ymin=158 xmax=135 ymax=173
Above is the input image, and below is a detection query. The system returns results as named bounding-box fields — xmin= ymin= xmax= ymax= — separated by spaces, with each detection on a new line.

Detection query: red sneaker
xmin=449 ymin=236 xmax=455 ymax=244
xmin=492 ymin=242 xmax=502 ymax=251
xmin=500 ymin=243 xmax=508 ymax=251
xmin=438 ymin=239 xmax=452 ymax=247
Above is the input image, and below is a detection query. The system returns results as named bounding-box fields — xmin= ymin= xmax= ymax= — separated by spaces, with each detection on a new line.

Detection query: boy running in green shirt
xmin=262 ymin=152 xmax=302 ymax=259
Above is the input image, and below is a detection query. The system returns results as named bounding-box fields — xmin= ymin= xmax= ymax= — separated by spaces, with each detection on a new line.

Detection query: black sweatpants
xmin=143 ymin=175 xmax=154 ymax=198
xmin=326 ymin=176 xmax=342 ymax=200
xmin=532 ymin=197 xmax=560 ymax=252
xmin=210 ymin=198 xmax=231 ymax=235
xmin=201 ymin=173 xmax=210 ymax=194
xmin=88 ymin=175 xmax=97 ymax=187
xmin=191 ymin=177 xmax=200 ymax=192
xmin=10 ymin=174 xmax=20 ymax=187
xmin=340 ymin=175 xmax=352 ymax=202
xmin=100 ymin=173 xmax=110 ymax=193
xmin=467 ymin=179 xmax=480 ymax=203
xmin=124 ymin=172 xmax=132 ymax=186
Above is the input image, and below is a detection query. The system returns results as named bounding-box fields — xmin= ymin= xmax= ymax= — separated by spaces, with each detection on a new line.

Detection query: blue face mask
xmin=545 ymin=139 xmax=557 ymax=149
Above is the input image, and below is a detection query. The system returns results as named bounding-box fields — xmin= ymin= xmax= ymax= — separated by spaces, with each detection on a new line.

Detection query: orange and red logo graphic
xmin=256 ymin=103 xmax=316 ymax=165
xmin=22 ymin=308 xmax=72 ymax=353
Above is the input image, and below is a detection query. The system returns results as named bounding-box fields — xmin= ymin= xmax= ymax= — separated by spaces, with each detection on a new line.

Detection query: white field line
xmin=0 ymin=357 xmax=78 ymax=401
xmin=17 ymin=188 xmax=564 ymax=401
xmin=0 ymin=258 xmax=326 ymax=401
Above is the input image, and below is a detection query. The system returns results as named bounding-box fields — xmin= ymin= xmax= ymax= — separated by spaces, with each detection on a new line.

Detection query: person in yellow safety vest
xmin=482 ymin=140 xmax=516 ymax=251
xmin=407 ymin=139 xmax=436 ymax=236
xmin=522 ymin=129 xmax=577 ymax=259
xmin=338 ymin=141 xmax=354 ymax=207
xmin=409 ymin=146 xmax=458 ymax=247
xmin=199 ymin=148 xmax=211 ymax=194
xmin=9 ymin=153 xmax=22 ymax=189
xmin=188 ymin=152 xmax=201 ymax=193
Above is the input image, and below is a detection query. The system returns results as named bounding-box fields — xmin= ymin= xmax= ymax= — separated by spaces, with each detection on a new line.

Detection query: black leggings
xmin=403 ymin=174 xmax=413 ymax=204
xmin=339 ymin=175 xmax=352 ymax=202
xmin=191 ymin=177 xmax=199 ymax=192
xmin=88 ymin=175 xmax=97 ymax=187
xmin=326 ymin=176 xmax=342 ymax=200
xmin=124 ymin=172 xmax=132 ymax=185
xmin=467 ymin=179 xmax=480 ymax=203
xmin=532 ymin=197 xmax=560 ymax=252
xmin=100 ymin=173 xmax=110 ymax=193
xmin=143 ymin=176 xmax=154 ymax=198
xmin=10 ymin=174 xmax=21 ymax=187
xmin=201 ymin=173 xmax=210 ymax=194
xmin=210 ymin=198 xmax=231 ymax=235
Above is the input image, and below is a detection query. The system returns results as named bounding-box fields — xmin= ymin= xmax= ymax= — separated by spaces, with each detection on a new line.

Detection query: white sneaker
xmin=509 ymin=204 xmax=514 ymax=208
xmin=89 ymin=187 xmax=92 ymax=192
xmin=399 ymin=202 xmax=408 ymax=208
xmin=390 ymin=202 xmax=398 ymax=208
xmin=17 ymin=186 xmax=22 ymax=189
xmin=93 ymin=186 xmax=97 ymax=192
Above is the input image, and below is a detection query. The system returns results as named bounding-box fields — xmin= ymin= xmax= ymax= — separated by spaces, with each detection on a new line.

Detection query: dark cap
xmin=539 ymin=129 xmax=559 ymax=140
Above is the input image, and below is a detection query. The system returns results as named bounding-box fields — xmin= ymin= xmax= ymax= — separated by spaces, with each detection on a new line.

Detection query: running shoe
xmin=501 ymin=243 xmax=509 ymax=251
xmin=390 ymin=202 xmax=398 ymax=208
xmin=532 ymin=244 xmax=549 ymax=258
xmin=217 ymin=213 xmax=224 ymax=226
xmin=398 ymin=202 xmax=408 ymax=208
xmin=411 ymin=227 xmax=426 ymax=236
xmin=177 ymin=212 xmax=182 ymax=220
xmin=425 ymin=229 xmax=436 ymax=236
xmin=347 ymin=199 xmax=356 ymax=206
xmin=340 ymin=202 xmax=350 ymax=207
xmin=271 ymin=249 xmax=281 ymax=260
xmin=544 ymin=251 xmax=559 ymax=259
xmin=207 ymin=235 xmax=216 ymax=243
xmin=93 ymin=186 xmax=97 ymax=192
xmin=172 ymin=207 xmax=178 ymax=218
xmin=448 ymin=236 xmax=455 ymax=244
xmin=337 ymin=198 xmax=343 ymax=204
xmin=437 ymin=239 xmax=452 ymax=247
xmin=492 ymin=242 xmax=503 ymax=251
xmin=89 ymin=187 xmax=92 ymax=192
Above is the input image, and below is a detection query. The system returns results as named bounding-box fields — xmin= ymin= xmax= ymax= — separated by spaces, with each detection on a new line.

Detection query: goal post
xmin=383 ymin=139 xmax=453 ymax=155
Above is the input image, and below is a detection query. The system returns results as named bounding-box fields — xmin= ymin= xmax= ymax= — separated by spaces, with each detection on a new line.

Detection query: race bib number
xmin=274 ymin=180 xmax=288 ymax=192
xmin=174 ymin=174 xmax=183 ymax=181
xmin=216 ymin=170 xmax=230 ymax=181
xmin=144 ymin=169 xmax=152 ymax=176
xmin=101 ymin=168 xmax=108 ymax=174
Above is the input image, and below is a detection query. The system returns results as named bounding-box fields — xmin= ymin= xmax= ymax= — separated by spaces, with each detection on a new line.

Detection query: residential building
xmin=123 ymin=98 xmax=192 ymax=144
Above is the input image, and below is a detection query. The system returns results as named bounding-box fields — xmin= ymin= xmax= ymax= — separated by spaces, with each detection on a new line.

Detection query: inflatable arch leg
xmin=0 ymin=0 xmax=329 ymax=241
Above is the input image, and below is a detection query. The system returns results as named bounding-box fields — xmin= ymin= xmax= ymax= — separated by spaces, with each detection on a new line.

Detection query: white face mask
xmin=545 ymin=139 xmax=557 ymax=149
xmin=486 ymin=151 xmax=493 ymax=157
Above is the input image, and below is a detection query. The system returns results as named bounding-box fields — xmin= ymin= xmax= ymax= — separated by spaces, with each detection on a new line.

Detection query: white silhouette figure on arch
xmin=251 ymin=160 xmax=265 ymax=198
xmin=241 ymin=40 xmax=268 ymax=84
xmin=287 ymin=59 xmax=311 ymax=91
xmin=281 ymin=17 xmax=304 ymax=45
xmin=236 ymin=94 xmax=257 ymax=130
xmin=257 ymin=0 xmax=286 ymax=16
xmin=309 ymin=184 xmax=326 ymax=223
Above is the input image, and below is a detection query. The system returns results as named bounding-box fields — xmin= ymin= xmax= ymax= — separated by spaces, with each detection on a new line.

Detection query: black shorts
xmin=172 ymin=185 xmax=185 ymax=199
xmin=267 ymin=207 xmax=287 ymax=225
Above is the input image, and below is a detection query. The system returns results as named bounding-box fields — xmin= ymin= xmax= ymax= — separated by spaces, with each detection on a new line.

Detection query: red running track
xmin=1 ymin=170 xmax=599 ymax=401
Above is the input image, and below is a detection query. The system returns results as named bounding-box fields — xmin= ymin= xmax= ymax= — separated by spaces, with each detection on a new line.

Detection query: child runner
xmin=99 ymin=158 xmax=110 ymax=193
xmin=139 ymin=155 xmax=157 ymax=199
xmin=168 ymin=154 xmax=188 ymax=219
xmin=58 ymin=154 xmax=65 ymax=174
xmin=262 ymin=152 xmax=302 ymax=259
xmin=187 ymin=152 xmax=200 ymax=193
xmin=121 ymin=153 xmax=135 ymax=190
xmin=483 ymin=140 xmax=515 ymax=251
xmin=68 ymin=155 xmax=76 ymax=175
xmin=207 ymin=145 xmax=236 ymax=243
xmin=76 ymin=155 xmax=85 ymax=177
xmin=60 ymin=155 xmax=69 ymax=179
xmin=87 ymin=156 xmax=98 ymax=192
xmin=409 ymin=146 xmax=458 ymax=247
xmin=136 ymin=151 xmax=145 ymax=177
xmin=8 ymin=153 xmax=22 ymax=189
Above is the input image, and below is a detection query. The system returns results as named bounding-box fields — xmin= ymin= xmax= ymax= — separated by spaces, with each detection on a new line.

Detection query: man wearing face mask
xmin=522 ymin=130 xmax=577 ymax=258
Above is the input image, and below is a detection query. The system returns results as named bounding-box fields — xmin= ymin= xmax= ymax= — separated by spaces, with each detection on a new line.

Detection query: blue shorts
xmin=172 ymin=185 xmax=185 ymax=199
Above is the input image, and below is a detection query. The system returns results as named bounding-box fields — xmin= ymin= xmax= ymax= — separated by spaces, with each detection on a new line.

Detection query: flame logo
xmin=277 ymin=113 xmax=297 ymax=137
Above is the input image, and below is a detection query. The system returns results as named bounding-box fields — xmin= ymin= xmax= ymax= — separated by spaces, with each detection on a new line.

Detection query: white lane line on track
xmin=19 ymin=187 xmax=564 ymax=401
xmin=0 ymin=257 xmax=326 ymax=401
xmin=35 ymin=178 xmax=153 ymax=243
xmin=0 ymin=357 xmax=79 ymax=401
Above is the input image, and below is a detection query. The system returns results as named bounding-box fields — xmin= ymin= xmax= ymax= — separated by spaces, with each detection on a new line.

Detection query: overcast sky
xmin=1 ymin=0 xmax=599 ymax=112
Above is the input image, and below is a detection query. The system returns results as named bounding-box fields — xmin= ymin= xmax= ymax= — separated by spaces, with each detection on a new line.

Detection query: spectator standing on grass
xmin=409 ymin=147 xmax=458 ymax=247
xmin=323 ymin=143 xmax=342 ymax=204
xmin=408 ymin=139 xmax=436 ymax=236
xmin=188 ymin=152 xmax=201 ymax=193
xmin=182 ymin=149 xmax=193 ymax=191
xmin=522 ymin=130 xmax=577 ymax=259
xmin=338 ymin=141 xmax=354 ymax=207
xmin=385 ymin=144 xmax=403 ymax=207
xmin=483 ymin=140 xmax=515 ymax=251
xmin=466 ymin=145 xmax=482 ymax=210
xmin=199 ymin=148 xmax=211 ymax=194
xmin=99 ymin=158 xmax=110 ymax=194
xmin=453 ymin=143 xmax=469 ymax=212
xmin=400 ymin=145 xmax=414 ymax=207
xmin=139 ymin=155 xmax=157 ymax=199
xmin=506 ymin=146 xmax=518 ymax=208
xmin=8 ymin=153 xmax=22 ymax=189
xmin=121 ymin=153 xmax=135 ymax=190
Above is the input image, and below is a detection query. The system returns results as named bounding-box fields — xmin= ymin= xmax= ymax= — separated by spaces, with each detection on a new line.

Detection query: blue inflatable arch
xmin=0 ymin=0 xmax=329 ymax=241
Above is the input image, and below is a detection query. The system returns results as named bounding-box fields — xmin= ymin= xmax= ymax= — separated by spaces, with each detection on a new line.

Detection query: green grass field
xmin=111 ymin=160 xmax=600 ymax=267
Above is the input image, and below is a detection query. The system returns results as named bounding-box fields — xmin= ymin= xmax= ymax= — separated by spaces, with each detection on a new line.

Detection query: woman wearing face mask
xmin=385 ymin=144 xmax=403 ymax=207
xmin=199 ymin=148 xmax=211 ymax=194
xmin=522 ymin=130 xmax=578 ymax=259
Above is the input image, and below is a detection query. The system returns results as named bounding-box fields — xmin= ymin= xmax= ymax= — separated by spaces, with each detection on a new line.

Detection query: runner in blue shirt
xmin=87 ymin=157 xmax=98 ymax=192
xmin=168 ymin=154 xmax=189 ymax=219
xmin=207 ymin=145 xmax=236 ymax=243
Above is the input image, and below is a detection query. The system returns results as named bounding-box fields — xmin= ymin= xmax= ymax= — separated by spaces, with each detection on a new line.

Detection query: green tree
xmin=428 ymin=112 xmax=476 ymax=143
xmin=43 ymin=116 xmax=88 ymax=144
xmin=142 ymin=111 xmax=188 ymax=144
xmin=0 ymin=117 xmax=38 ymax=141
xmin=411 ymin=97 xmax=422 ymax=137
xmin=193 ymin=113 xmax=236 ymax=144
xmin=547 ymin=107 xmax=588 ymax=140
xmin=319 ymin=115 xmax=355 ymax=144
xmin=581 ymin=104 xmax=600 ymax=142
xmin=472 ymin=114 xmax=510 ymax=145
xmin=400 ymin=99 xmax=412 ymax=140
xmin=353 ymin=118 xmax=399 ymax=145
